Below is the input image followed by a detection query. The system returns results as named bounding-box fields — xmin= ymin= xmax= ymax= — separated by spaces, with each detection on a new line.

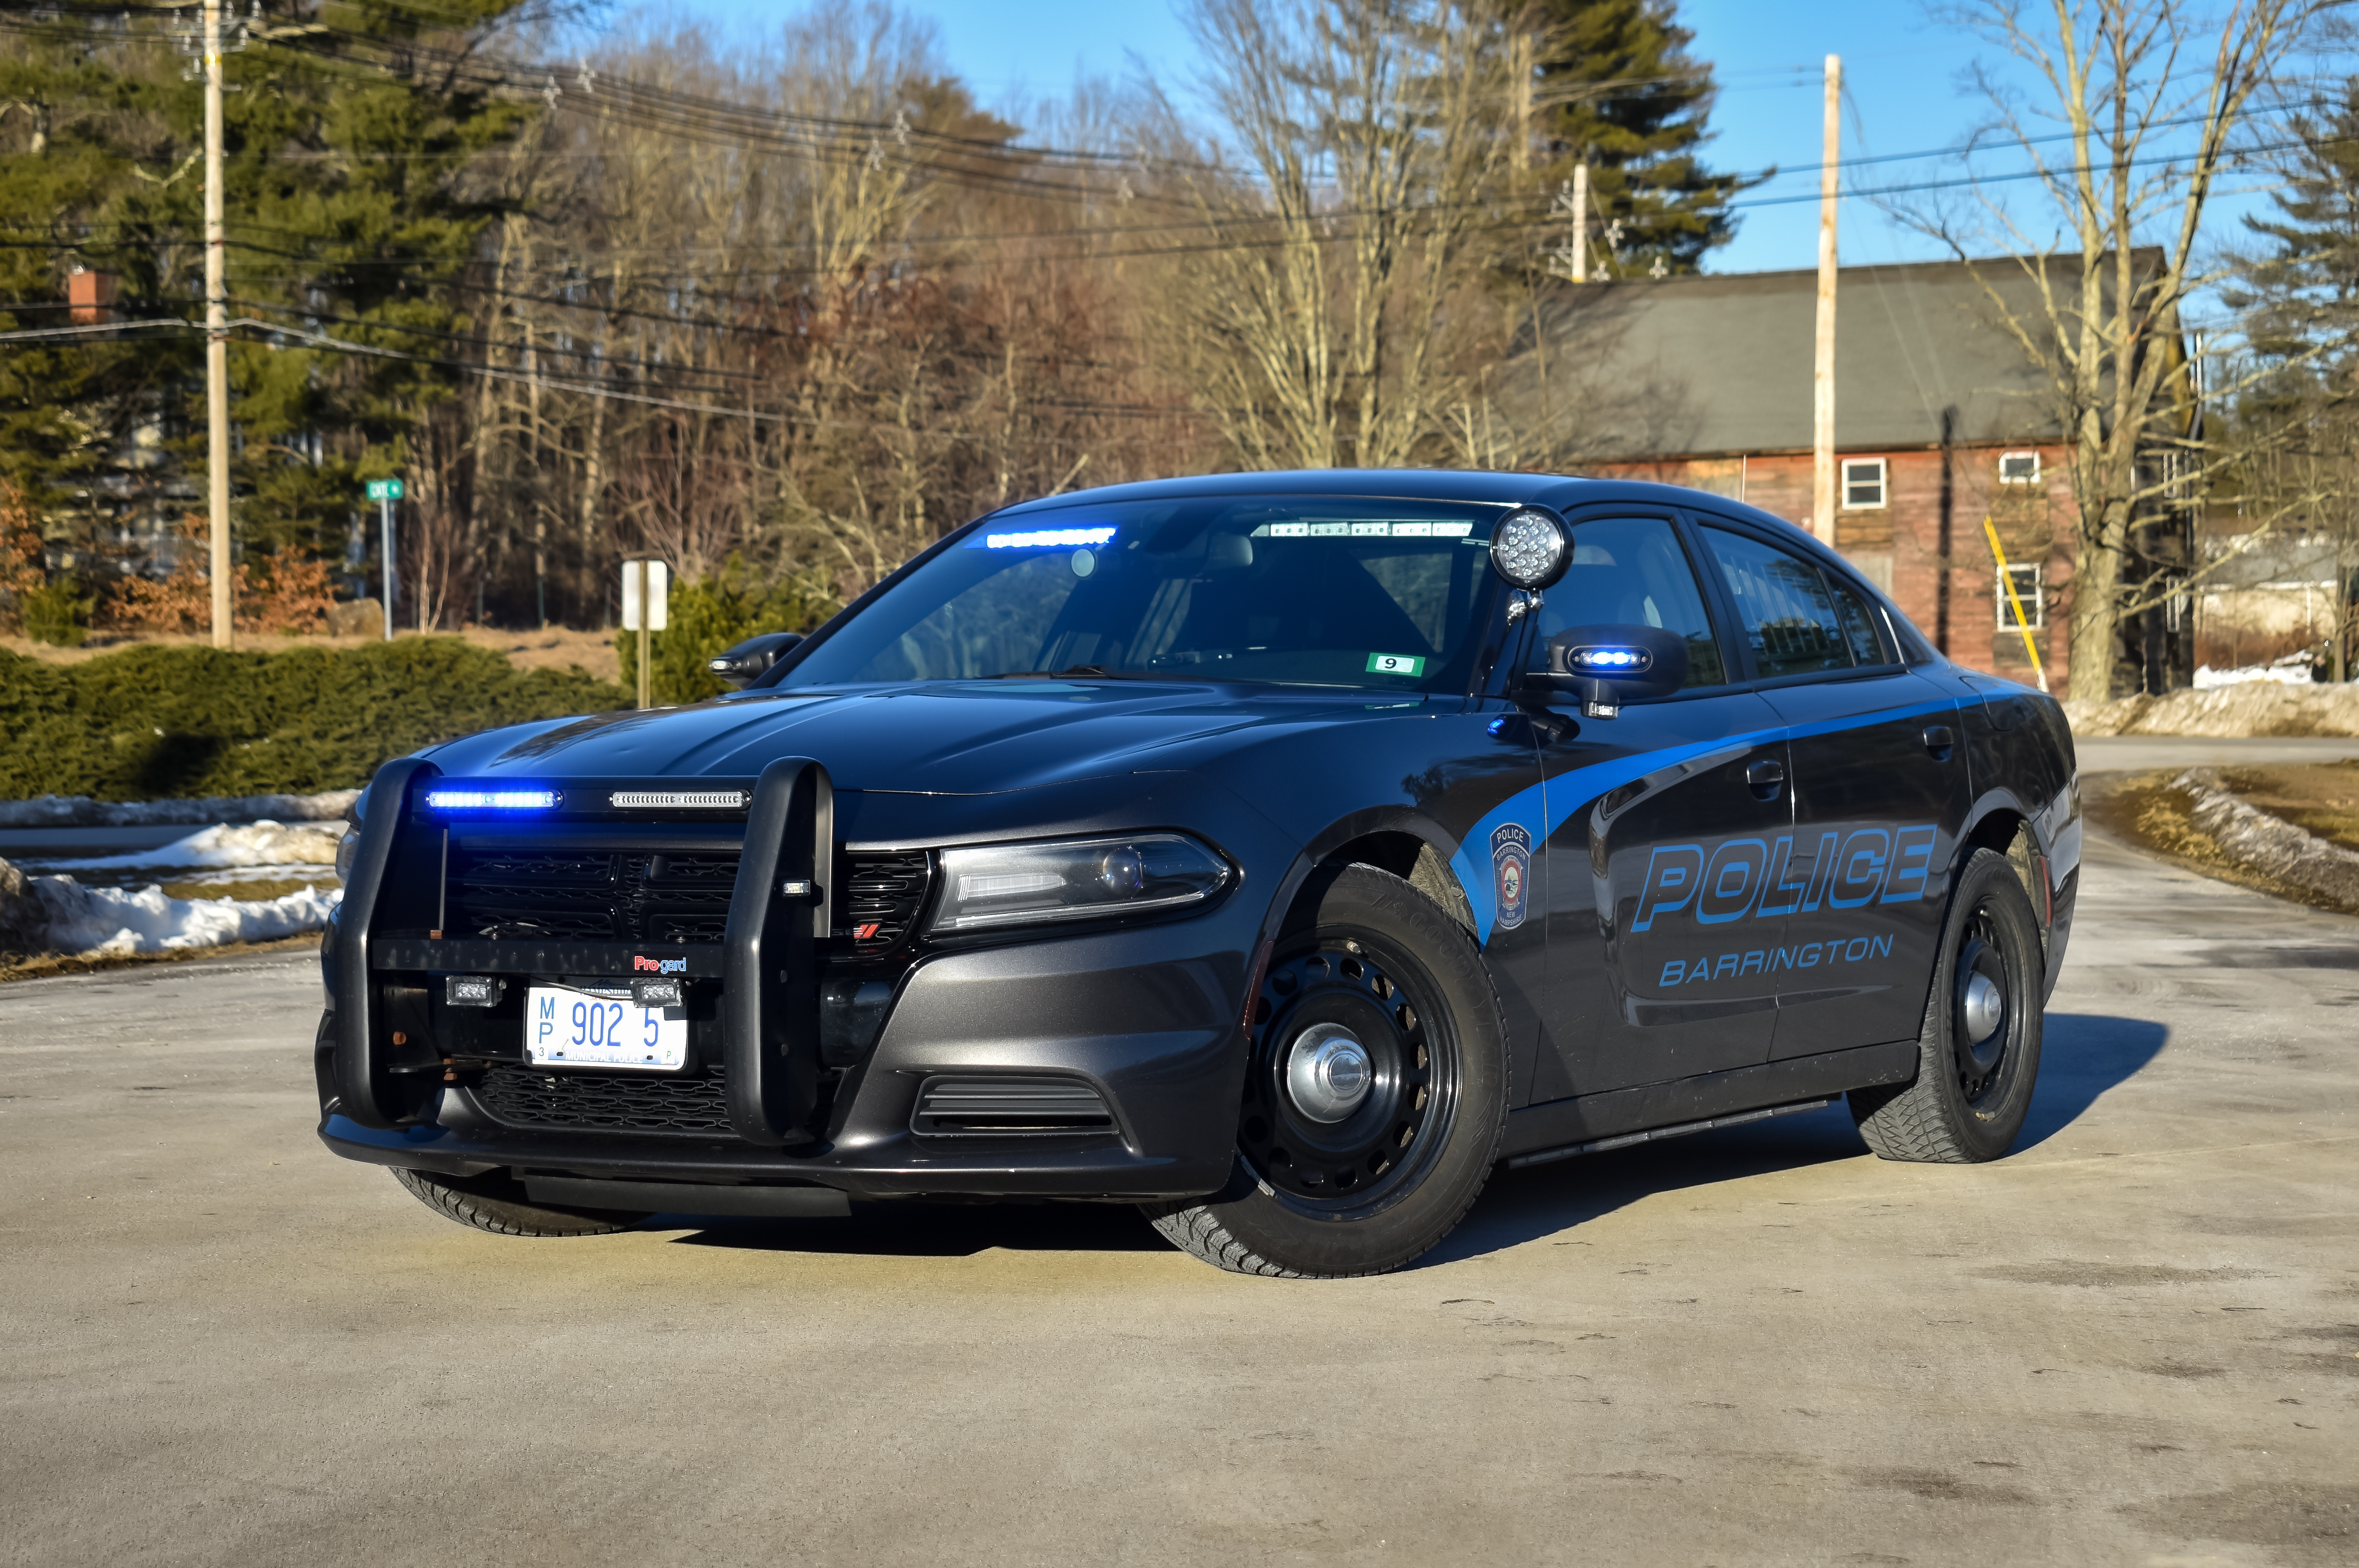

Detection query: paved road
xmin=2 ymin=832 xmax=2353 ymax=1566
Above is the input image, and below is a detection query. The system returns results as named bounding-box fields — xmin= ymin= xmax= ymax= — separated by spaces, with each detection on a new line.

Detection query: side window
xmin=1698 ymin=527 xmax=1869 ymax=679
xmin=1827 ymin=575 xmax=1893 ymax=665
xmin=1525 ymin=515 xmax=1726 ymax=688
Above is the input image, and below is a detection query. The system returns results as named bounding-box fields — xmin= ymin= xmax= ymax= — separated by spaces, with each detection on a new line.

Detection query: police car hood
xmin=424 ymin=680 xmax=1376 ymax=795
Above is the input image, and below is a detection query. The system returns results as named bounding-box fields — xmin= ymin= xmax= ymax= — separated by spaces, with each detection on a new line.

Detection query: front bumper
xmin=319 ymin=916 xmax=1252 ymax=1199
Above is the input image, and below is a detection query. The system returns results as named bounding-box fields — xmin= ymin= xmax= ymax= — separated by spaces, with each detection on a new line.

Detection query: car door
xmin=1520 ymin=510 xmax=1793 ymax=1104
xmin=1688 ymin=520 xmax=1970 ymax=1060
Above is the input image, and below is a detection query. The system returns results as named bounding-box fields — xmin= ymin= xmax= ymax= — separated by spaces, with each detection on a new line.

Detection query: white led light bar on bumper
xmin=927 ymin=834 xmax=1232 ymax=933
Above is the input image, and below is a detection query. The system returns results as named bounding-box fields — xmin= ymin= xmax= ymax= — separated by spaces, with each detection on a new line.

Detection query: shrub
xmin=616 ymin=559 xmax=837 ymax=706
xmin=19 ymin=576 xmax=95 ymax=646
xmin=102 ymin=517 xmax=337 ymax=635
xmin=0 ymin=639 xmax=628 ymax=801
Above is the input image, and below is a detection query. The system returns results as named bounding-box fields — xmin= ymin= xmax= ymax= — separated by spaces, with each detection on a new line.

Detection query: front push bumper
xmin=318 ymin=897 xmax=1259 ymax=1203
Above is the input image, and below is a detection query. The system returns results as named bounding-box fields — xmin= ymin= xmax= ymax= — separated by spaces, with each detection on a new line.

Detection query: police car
xmin=320 ymin=471 xmax=2080 ymax=1278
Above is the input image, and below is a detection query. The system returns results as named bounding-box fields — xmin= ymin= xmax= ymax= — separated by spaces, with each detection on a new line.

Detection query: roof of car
xmin=990 ymin=468 xmax=1595 ymax=513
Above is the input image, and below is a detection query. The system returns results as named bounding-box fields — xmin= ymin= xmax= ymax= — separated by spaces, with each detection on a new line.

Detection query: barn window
xmin=1840 ymin=458 xmax=1887 ymax=509
xmin=1996 ymin=564 xmax=2044 ymax=630
xmin=1999 ymin=450 xmax=2041 ymax=484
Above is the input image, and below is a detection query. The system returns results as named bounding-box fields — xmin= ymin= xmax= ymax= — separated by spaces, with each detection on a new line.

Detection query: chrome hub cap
xmin=1961 ymin=972 xmax=2004 ymax=1043
xmin=1286 ymin=1023 xmax=1373 ymax=1123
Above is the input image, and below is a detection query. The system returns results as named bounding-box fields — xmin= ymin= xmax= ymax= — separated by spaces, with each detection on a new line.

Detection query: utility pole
xmin=203 ymin=0 xmax=232 ymax=647
xmin=1812 ymin=53 xmax=1841 ymax=548
xmin=1571 ymin=162 xmax=1589 ymax=283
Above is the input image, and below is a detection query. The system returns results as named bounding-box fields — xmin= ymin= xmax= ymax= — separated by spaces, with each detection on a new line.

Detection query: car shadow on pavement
xmin=1421 ymin=1011 xmax=2171 ymax=1269
xmin=658 ymin=1200 xmax=1173 ymax=1258
xmin=645 ymin=1013 xmax=2170 ymax=1268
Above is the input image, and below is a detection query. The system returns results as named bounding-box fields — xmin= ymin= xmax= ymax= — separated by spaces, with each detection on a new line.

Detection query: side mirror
xmin=709 ymin=631 xmax=804 ymax=689
xmin=1536 ymin=624 xmax=1688 ymax=717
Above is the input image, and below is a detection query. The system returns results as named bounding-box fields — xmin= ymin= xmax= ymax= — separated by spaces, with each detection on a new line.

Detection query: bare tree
xmin=1917 ymin=0 xmax=2334 ymax=700
xmin=1154 ymin=0 xmax=1519 ymax=470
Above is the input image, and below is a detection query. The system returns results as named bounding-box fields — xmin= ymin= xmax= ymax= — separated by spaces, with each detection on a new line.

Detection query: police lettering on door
xmin=1629 ymin=823 xmax=1942 ymax=987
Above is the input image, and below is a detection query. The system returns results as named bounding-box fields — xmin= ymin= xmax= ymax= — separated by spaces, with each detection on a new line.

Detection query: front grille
xmin=445 ymin=844 xmax=928 ymax=953
xmin=446 ymin=847 xmax=739 ymax=946
xmin=910 ymin=1076 xmax=1118 ymax=1138
xmin=841 ymin=851 xmax=932 ymax=955
xmin=472 ymin=1064 xmax=734 ymax=1136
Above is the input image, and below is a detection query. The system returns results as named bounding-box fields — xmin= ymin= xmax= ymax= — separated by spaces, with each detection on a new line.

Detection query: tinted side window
xmin=1826 ymin=575 xmax=1893 ymax=666
xmin=1698 ymin=527 xmax=1860 ymax=679
xmin=1525 ymin=515 xmax=1726 ymax=688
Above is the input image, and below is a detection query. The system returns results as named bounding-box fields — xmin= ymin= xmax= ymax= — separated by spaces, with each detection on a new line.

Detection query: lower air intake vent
xmin=471 ymin=1065 xmax=734 ymax=1137
xmin=910 ymin=1076 xmax=1118 ymax=1138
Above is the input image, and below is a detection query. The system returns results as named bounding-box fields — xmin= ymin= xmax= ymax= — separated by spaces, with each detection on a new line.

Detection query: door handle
xmin=1745 ymin=758 xmax=1785 ymax=799
xmin=1922 ymin=725 xmax=1956 ymax=759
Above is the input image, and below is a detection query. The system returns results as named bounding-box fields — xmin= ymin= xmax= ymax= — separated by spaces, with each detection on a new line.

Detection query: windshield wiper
xmin=987 ymin=665 xmax=1156 ymax=680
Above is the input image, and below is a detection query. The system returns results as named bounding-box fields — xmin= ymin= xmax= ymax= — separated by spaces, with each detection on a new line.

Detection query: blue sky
xmin=658 ymin=0 xmax=2292 ymax=280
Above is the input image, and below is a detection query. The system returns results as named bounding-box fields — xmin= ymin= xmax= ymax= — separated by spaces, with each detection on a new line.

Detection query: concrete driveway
xmin=1 ymin=827 xmax=2352 ymax=1566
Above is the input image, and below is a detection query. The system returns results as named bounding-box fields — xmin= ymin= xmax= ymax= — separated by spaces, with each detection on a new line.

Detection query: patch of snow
xmin=28 ymin=875 xmax=340 ymax=955
xmin=32 ymin=820 xmax=344 ymax=873
xmin=0 ymin=790 xmax=361 ymax=829
xmin=2193 ymin=653 xmax=2318 ymax=689
xmin=2175 ymin=768 xmax=2359 ymax=910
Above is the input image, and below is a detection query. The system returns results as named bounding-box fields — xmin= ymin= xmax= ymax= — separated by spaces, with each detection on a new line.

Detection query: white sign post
xmin=621 ymin=558 xmax=669 ymax=710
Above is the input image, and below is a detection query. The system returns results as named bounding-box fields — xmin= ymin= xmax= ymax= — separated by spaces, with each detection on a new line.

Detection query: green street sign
xmin=366 ymin=478 xmax=404 ymax=501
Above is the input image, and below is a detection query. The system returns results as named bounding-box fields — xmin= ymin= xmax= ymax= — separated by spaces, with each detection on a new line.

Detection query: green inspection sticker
xmin=1365 ymin=652 xmax=1426 ymax=676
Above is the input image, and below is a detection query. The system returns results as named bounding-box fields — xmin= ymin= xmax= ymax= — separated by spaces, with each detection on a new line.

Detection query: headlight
xmin=927 ymin=833 xmax=1232 ymax=933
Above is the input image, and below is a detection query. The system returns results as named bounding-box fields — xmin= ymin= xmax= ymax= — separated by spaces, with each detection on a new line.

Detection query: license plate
xmin=525 ymin=985 xmax=689 ymax=1072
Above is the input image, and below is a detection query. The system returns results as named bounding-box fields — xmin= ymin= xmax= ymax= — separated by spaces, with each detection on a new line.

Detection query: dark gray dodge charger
xmin=320 ymin=469 xmax=2081 ymax=1277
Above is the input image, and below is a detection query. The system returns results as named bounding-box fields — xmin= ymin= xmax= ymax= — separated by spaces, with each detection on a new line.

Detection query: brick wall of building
xmin=1588 ymin=446 xmax=2079 ymax=691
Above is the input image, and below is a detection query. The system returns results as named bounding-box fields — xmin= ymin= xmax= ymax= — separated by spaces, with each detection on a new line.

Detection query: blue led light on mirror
xmin=423 ymin=789 xmax=560 ymax=811
xmin=1567 ymin=647 xmax=1652 ymax=673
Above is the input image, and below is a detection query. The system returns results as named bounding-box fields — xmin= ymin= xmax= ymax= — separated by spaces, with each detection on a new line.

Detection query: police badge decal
xmin=1490 ymin=823 xmax=1532 ymax=931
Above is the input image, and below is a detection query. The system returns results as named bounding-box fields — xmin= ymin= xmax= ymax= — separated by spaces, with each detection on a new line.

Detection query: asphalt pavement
xmin=2 ymin=816 xmax=2353 ymax=1565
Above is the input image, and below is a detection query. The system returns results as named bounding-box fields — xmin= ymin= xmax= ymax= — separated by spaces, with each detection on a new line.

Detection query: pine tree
xmin=1523 ymin=0 xmax=1749 ymax=276
xmin=0 ymin=2 xmax=539 ymax=572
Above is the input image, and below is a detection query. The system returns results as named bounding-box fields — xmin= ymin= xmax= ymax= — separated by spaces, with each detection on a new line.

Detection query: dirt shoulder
xmin=2087 ymin=764 xmax=2359 ymax=916
xmin=2 ymin=624 xmax=621 ymax=682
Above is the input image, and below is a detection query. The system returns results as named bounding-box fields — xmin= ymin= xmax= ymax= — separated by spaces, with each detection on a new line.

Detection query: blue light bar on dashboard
xmin=978 ymin=526 xmax=1116 ymax=549
xmin=423 ymin=788 xmax=560 ymax=811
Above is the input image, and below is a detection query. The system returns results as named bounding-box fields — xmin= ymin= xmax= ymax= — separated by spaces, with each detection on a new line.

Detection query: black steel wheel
xmin=1143 ymin=863 xmax=1507 ymax=1277
xmin=1851 ymin=847 xmax=2045 ymax=1163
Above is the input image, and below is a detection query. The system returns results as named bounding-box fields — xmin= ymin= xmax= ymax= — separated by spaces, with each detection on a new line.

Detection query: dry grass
xmin=1 ymin=624 xmax=621 ymax=682
xmin=2088 ymin=767 xmax=2359 ymax=916
xmin=0 ymin=931 xmax=319 ymax=984
xmin=2217 ymin=759 xmax=2359 ymax=855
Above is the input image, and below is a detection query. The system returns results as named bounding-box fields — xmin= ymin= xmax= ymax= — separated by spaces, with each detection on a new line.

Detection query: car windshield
xmin=773 ymin=496 xmax=1511 ymax=693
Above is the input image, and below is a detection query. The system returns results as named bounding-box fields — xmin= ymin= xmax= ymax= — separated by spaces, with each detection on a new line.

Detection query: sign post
xmin=365 ymin=478 xmax=403 ymax=641
xmin=621 ymin=557 xmax=669 ymax=710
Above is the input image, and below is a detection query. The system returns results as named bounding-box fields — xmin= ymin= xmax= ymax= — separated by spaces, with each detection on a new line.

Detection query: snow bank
xmin=2067 ymin=682 xmax=2359 ymax=737
xmin=2193 ymin=654 xmax=2320 ymax=689
xmin=0 ymin=789 xmax=361 ymax=829
xmin=34 ymin=820 xmax=344 ymax=872
xmin=2175 ymin=767 xmax=2359 ymax=910
xmin=28 ymin=875 xmax=339 ymax=956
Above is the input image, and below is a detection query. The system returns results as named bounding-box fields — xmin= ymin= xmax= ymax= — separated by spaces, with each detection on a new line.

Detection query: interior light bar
xmin=608 ymin=790 xmax=748 ymax=810
xmin=424 ymin=788 xmax=560 ymax=811
xmin=980 ymin=526 xmax=1117 ymax=549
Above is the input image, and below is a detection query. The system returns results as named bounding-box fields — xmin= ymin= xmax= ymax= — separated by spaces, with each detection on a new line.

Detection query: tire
xmin=1850 ymin=847 xmax=2045 ymax=1163
xmin=389 ymin=1166 xmax=648 ymax=1238
xmin=1142 ymin=863 xmax=1508 ymax=1278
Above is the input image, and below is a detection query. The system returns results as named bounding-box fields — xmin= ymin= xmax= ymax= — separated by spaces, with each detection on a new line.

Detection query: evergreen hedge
xmin=0 ymin=640 xmax=627 ymax=801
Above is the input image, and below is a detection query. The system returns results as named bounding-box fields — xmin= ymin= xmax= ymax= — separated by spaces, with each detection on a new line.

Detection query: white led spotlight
xmin=1488 ymin=507 xmax=1572 ymax=591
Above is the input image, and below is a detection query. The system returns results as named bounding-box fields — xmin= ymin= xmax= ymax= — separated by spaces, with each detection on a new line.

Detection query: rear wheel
xmin=1143 ymin=864 xmax=1507 ymax=1278
xmin=1850 ymin=847 xmax=2045 ymax=1163
xmin=390 ymin=1166 xmax=648 ymax=1238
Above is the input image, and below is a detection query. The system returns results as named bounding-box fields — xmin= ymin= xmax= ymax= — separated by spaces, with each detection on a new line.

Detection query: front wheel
xmin=390 ymin=1166 xmax=648 ymax=1237
xmin=1143 ymin=864 xmax=1508 ymax=1278
xmin=1850 ymin=847 xmax=2045 ymax=1163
